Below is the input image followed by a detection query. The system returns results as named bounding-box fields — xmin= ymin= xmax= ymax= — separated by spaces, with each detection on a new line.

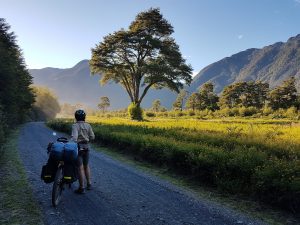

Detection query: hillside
xmin=190 ymin=34 xmax=300 ymax=93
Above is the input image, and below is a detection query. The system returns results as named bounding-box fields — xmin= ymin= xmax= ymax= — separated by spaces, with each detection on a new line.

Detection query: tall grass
xmin=47 ymin=117 xmax=300 ymax=213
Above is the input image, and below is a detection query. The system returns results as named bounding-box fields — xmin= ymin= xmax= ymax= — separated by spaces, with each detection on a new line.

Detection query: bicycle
xmin=47 ymin=137 xmax=78 ymax=207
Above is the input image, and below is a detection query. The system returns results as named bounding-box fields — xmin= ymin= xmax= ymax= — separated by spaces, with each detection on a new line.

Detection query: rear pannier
xmin=41 ymin=157 xmax=58 ymax=183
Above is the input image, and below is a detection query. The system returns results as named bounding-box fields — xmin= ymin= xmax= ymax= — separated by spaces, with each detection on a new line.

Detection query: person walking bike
xmin=71 ymin=109 xmax=95 ymax=194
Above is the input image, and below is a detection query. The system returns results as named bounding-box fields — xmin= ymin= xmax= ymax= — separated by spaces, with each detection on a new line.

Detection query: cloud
xmin=295 ymin=0 xmax=300 ymax=3
xmin=238 ymin=34 xmax=243 ymax=39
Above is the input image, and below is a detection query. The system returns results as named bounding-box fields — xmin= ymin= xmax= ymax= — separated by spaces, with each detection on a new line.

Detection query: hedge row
xmin=47 ymin=119 xmax=300 ymax=213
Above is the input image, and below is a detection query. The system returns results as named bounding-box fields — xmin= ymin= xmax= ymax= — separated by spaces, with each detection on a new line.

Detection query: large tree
xmin=185 ymin=92 xmax=200 ymax=111
xmin=198 ymin=82 xmax=219 ymax=111
xmin=90 ymin=8 xmax=192 ymax=119
xmin=151 ymin=99 xmax=161 ymax=112
xmin=98 ymin=96 xmax=110 ymax=113
xmin=173 ymin=89 xmax=188 ymax=111
xmin=0 ymin=18 xmax=34 ymax=127
xmin=269 ymin=76 xmax=298 ymax=109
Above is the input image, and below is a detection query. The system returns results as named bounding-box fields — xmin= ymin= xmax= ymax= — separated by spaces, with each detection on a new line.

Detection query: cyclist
xmin=71 ymin=109 xmax=95 ymax=194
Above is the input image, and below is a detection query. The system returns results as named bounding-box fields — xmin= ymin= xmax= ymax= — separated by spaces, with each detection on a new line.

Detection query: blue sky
xmin=1 ymin=0 xmax=300 ymax=75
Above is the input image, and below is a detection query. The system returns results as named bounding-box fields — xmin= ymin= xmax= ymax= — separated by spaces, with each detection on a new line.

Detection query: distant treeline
xmin=176 ymin=77 xmax=299 ymax=112
xmin=0 ymin=18 xmax=34 ymax=144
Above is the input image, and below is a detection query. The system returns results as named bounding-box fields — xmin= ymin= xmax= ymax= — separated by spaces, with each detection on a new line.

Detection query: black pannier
xmin=63 ymin=162 xmax=78 ymax=184
xmin=41 ymin=157 xmax=58 ymax=183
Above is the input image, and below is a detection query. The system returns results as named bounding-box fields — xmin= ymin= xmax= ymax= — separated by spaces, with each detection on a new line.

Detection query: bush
xmin=188 ymin=111 xmax=195 ymax=116
xmin=238 ymin=107 xmax=258 ymax=117
xmin=214 ymin=108 xmax=231 ymax=117
xmin=145 ymin=112 xmax=156 ymax=117
xmin=272 ymin=108 xmax=286 ymax=119
xmin=128 ymin=103 xmax=143 ymax=120
xmin=284 ymin=107 xmax=298 ymax=119
xmin=230 ymin=107 xmax=239 ymax=116
xmin=176 ymin=111 xmax=185 ymax=117
xmin=262 ymin=106 xmax=274 ymax=116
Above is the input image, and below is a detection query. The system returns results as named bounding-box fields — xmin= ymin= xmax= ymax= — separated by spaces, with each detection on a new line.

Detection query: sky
xmin=1 ymin=0 xmax=300 ymax=75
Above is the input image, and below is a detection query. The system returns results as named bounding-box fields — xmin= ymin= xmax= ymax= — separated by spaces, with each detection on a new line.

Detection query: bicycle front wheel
xmin=52 ymin=167 xmax=63 ymax=207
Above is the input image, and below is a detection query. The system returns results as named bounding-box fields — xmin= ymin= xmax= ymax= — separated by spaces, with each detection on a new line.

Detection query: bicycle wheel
xmin=52 ymin=166 xmax=63 ymax=207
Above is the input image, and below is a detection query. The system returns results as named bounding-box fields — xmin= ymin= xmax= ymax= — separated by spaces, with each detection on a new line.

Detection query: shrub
xmin=188 ymin=110 xmax=195 ymax=116
xmin=128 ymin=103 xmax=143 ymax=120
xmin=262 ymin=106 xmax=274 ymax=116
xmin=238 ymin=107 xmax=258 ymax=117
xmin=145 ymin=112 xmax=155 ymax=117
xmin=214 ymin=108 xmax=231 ymax=117
xmin=272 ymin=108 xmax=286 ymax=118
xmin=176 ymin=111 xmax=185 ymax=117
xmin=230 ymin=107 xmax=239 ymax=116
xmin=284 ymin=107 xmax=298 ymax=119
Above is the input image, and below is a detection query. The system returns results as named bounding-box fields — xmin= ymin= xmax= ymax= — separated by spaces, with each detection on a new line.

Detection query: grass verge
xmin=0 ymin=129 xmax=43 ymax=225
xmin=92 ymin=144 xmax=300 ymax=225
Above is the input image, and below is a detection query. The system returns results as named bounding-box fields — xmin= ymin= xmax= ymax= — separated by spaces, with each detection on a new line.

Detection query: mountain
xmin=30 ymin=60 xmax=176 ymax=109
xmin=30 ymin=34 xmax=300 ymax=109
xmin=189 ymin=34 xmax=300 ymax=93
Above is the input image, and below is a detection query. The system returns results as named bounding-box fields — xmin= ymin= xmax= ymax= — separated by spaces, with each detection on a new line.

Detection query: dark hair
xmin=74 ymin=109 xmax=86 ymax=121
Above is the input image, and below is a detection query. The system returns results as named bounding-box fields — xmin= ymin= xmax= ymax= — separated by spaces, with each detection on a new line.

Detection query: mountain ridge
xmin=190 ymin=34 xmax=300 ymax=93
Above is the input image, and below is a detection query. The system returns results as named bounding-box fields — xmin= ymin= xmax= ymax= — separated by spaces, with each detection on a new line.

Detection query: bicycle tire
xmin=52 ymin=166 xmax=63 ymax=207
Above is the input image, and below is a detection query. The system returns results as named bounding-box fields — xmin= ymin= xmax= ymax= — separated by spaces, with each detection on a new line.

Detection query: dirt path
xmin=18 ymin=122 xmax=265 ymax=225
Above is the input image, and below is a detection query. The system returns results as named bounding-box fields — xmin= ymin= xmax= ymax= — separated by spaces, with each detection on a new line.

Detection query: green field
xmin=48 ymin=117 xmax=300 ymax=213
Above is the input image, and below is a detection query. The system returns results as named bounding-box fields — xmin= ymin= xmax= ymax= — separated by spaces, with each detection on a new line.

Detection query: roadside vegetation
xmin=0 ymin=19 xmax=45 ymax=224
xmin=48 ymin=116 xmax=300 ymax=215
xmin=0 ymin=131 xmax=43 ymax=225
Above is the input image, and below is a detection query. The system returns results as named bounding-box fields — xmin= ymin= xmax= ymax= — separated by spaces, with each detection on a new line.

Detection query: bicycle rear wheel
xmin=52 ymin=167 xmax=63 ymax=207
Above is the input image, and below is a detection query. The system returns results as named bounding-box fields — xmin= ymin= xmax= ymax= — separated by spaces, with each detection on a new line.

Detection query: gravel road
xmin=18 ymin=122 xmax=266 ymax=225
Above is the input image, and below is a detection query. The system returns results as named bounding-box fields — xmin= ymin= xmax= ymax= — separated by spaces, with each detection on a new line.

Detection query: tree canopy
xmin=90 ymin=8 xmax=192 ymax=117
xmin=269 ymin=76 xmax=298 ymax=109
xmin=219 ymin=81 xmax=269 ymax=109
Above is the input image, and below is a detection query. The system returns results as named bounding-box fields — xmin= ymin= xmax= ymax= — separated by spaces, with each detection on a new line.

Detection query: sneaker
xmin=86 ymin=183 xmax=92 ymax=190
xmin=74 ymin=187 xmax=85 ymax=194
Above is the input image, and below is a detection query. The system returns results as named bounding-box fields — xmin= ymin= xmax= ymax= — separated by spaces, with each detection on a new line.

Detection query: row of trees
xmin=95 ymin=76 xmax=298 ymax=115
xmin=173 ymin=77 xmax=299 ymax=112
xmin=0 ymin=18 xmax=35 ymax=144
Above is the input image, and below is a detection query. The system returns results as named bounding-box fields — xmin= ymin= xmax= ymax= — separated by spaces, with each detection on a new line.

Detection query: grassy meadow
xmin=47 ymin=116 xmax=300 ymax=214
